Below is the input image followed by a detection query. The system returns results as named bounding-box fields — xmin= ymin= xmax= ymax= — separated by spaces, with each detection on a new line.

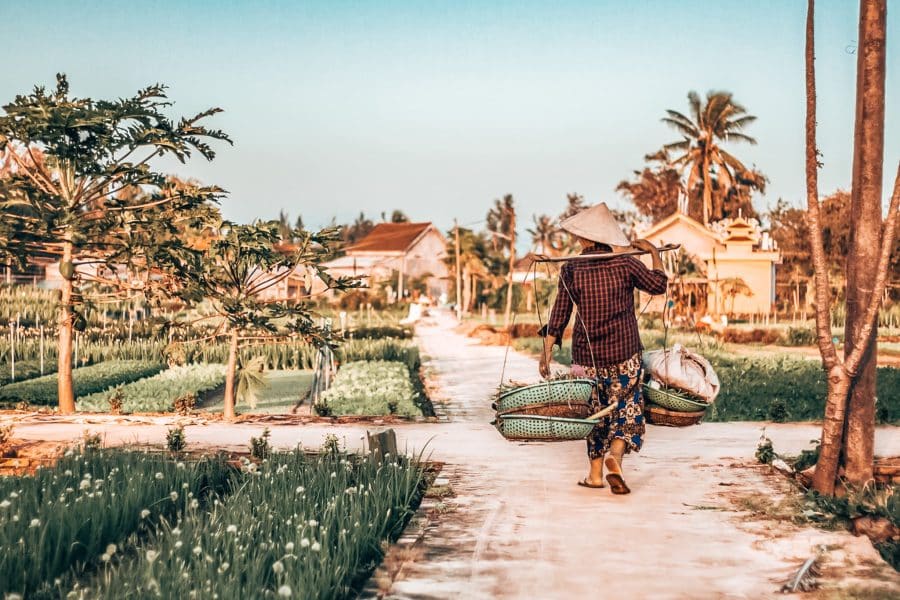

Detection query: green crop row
xmin=77 ymin=363 xmax=227 ymax=413
xmin=319 ymin=360 xmax=422 ymax=417
xmin=0 ymin=360 xmax=164 ymax=406
xmin=0 ymin=449 xmax=234 ymax=598
xmin=83 ymin=450 xmax=424 ymax=600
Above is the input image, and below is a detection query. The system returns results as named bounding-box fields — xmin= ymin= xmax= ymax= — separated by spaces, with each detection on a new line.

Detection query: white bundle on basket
xmin=642 ymin=344 xmax=720 ymax=403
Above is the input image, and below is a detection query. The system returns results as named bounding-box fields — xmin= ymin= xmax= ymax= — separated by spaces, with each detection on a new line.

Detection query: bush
xmin=345 ymin=326 xmax=413 ymax=340
xmin=319 ymin=360 xmax=422 ymax=417
xmin=783 ymin=326 xmax=817 ymax=346
xmin=721 ymin=328 xmax=782 ymax=345
xmin=0 ymin=360 xmax=163 ymax=406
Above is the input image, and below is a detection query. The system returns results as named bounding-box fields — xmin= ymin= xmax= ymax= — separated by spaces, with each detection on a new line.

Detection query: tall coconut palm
xmin=661 ymin=91 xmax=762 ymax=224
xmin=527 ymin=214 xmax=561 ymax=255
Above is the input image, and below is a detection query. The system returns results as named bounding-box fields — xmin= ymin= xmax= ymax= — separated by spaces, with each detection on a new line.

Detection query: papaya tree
xmin=168 ymin=220 xmax=358 ymax=420
xmin=0 ymin=74 xmax=230 ymax=413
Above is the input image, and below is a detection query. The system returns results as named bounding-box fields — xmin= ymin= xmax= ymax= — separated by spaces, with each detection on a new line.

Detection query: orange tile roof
xmin=346 ymin=222 xmax=432 ymax=253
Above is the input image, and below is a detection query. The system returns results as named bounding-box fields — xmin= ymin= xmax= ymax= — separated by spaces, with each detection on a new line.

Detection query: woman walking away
xmin=539 ymin=203 xmax=668 ymax=494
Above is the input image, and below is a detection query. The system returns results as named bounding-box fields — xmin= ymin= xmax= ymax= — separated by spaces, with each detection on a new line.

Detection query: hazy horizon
xmin=2 ymin=0 xmax=898 ymax=234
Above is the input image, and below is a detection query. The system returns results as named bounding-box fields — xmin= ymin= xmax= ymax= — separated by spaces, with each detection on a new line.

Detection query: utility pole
xmin=454 ymin=219 xmax=462 ymax=320
xmin=504 ymin=208 xmax=516 ymax=328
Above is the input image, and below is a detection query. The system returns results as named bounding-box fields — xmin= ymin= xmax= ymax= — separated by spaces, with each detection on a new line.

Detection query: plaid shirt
xmin=544 ymin=248 xmax=668 ymax=368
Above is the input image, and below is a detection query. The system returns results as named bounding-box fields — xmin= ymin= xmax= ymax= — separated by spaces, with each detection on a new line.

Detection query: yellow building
xmin=635 ymin=213 xmax=781 ymax=316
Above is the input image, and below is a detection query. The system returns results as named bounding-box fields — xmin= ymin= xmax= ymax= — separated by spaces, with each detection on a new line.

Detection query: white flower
xmin=146 ymin=549 xmax=159 ymax=563
xmin=308 ymin=519 xmax=318 ymax=527
xmin=295 ymin=486 xmax=305 ymax=494
xmin=219 ymin=561 xmax=230 ymax=573
xmin=79 ymin=480 xmax=91 ymax=491
xmin=330 ymin=472 xmax=337 ymax=478
xmin=285 ymin=542 xmax=294 ymax=552
xmin=175 ymin=540 xmax=183 ymax=549
xmin=29 ymin=518 xmax=40 ymax=528
xmin=100 ymin=553 xmax=111 ymax=562
xmin=300 ymin=538 xmax=310 ymax=548
xmin=172 ymin=527 xmax=181 ymax=536
xmin=182 ymin=482 xmax=189 ymax=489
xmin=277 ymin=585 xmax=292 ymax=598
xmin=154 ymin=472 xmax=164 ymax=480
xmin=64 ymin=469 xmax=73 ymax=476
xmin=190 ymin=499 xmax=199 ymax=509
xmin=311 ymin=542 xmax=321 ymax=552
xmin=272 ymin=561 xmax=284 ymax=574
xmin=192 ymin=546 xmax=202 ymax=555
xmin=226 ymin=525 xmax=237 ymax=534
xmin=105 ymin=543 xmax=117 ymax=556
xmin=170 ymin=491 xmax=179 ymax=502
xmin=176 ymin=462 xmax=185 ymax=469
xmin=0 ymin=500 xmax=10 ymax=509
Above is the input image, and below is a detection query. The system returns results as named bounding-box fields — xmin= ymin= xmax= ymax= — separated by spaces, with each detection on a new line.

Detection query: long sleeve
xmin=543 ymin=266 xmax=574 ymax=346
xmin=629 ymin=257 xmax=668 ymax=295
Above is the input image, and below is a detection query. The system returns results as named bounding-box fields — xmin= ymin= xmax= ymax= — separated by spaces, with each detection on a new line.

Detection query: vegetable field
xmin=77 ymin=364 xmax=227 ymax=413
xmin=0 ymin=448 xmax=425 ymax=600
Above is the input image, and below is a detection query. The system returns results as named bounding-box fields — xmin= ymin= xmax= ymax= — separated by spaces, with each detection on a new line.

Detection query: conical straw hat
xmin=559 ymin=203 xmax=630 ymax=246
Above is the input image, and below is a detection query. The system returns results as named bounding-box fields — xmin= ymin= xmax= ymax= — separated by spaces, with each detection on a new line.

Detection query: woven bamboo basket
xmin=494 ymin=414 xmax=598 ymax=441
xmin=495 ymin=378 xmax=595 ymax=413
xmin=499 ymin=402 xmax=592 ymax=419
xmin=645 ymin=404 xmax=705 ymax=427
xmin=642 ymin=384 xmax=710 ymax=413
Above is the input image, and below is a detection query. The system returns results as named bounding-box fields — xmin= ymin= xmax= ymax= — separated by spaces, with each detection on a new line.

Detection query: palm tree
xmin=487 ymin=195 xmax=516 ymax=327
xmin=527 ymin=214 xmax=561 ymax=255
xmin=661 ymin=91 xmax=763 ymax=224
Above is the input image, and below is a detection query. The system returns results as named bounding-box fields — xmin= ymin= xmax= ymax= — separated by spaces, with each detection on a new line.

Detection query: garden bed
xmin=0 ymin=360 xmax=164 ymax=407
xmin=76 ymin=363 xmax=227 ymax=413
xmin=318 ymin=360 xmax=424 ymax=417
xmin=0 ymin=446 xmax=427 ymax=599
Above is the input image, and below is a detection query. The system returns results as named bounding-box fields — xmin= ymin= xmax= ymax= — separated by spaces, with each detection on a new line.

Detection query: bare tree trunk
xmin=702 ymin=154 xmax=711 ymax=224
xmin=223 ymin=330 xmax=239 ymax=421
xmin=842 ymin=0 xmax=886 ymax=485
xmin=806 ymin=0 xmax=845 ymax=495
xmin=57 ymin=241 xmax=76 ymax=415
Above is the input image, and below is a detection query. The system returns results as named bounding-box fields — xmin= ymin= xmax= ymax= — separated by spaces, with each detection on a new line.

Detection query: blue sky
xmin=2 ymin=1 xmax=898 ymax=234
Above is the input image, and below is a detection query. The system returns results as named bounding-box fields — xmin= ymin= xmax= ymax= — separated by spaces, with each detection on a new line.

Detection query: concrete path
xmin=4 ymin=311 xmax=900 ymax=599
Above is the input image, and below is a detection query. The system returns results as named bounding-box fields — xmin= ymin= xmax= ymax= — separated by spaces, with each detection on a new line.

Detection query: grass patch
xmin=202 ymin=370 xmax=315 ymax=415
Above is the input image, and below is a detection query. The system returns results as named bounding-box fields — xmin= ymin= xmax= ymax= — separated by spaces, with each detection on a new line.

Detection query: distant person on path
xmin=539 ymin=203 xmax=668 ymax=494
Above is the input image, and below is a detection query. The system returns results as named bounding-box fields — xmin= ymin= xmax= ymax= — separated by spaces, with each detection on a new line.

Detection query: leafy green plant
xmin=756 ymin=434 xmax=775 ymax=464
xmin=783 ymin=326 xmax=817 ymax=346
xmin=237 ymin=357 xmax=268 ymax=410
xmin=166 ymin=426 xmax=186 ymax=454
xmin=250 ymin=428 xmax=272 ymax=460
xmin=0 ymin=360 xmax=163 ymax=407
xmin=768 ymin=398 xmax=789 ymax=422
xmin=318 ymin=361 xmax=422 ymax=417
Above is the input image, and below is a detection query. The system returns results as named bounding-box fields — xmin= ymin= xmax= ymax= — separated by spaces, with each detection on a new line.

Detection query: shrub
xmin=345 ymin=326 xmax=413 ymax=340
xmin=783 ymin=326 xmax=817 ymax=346
xmin=166 ymin=426 xmax=186 ymax=453
xmin=250 ymin=428 xmax=272 ymax=460
xmin=0 ymin=361 xmax=163 ymax=406
xmin=721 ymin=328 xmax=782 ymax=344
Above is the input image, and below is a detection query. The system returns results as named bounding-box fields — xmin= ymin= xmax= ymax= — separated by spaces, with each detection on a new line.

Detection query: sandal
xmin=604 ymin=456 xmax=631 ymax=495
xmin=577 ymin=478 xmax=606 ymax=489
